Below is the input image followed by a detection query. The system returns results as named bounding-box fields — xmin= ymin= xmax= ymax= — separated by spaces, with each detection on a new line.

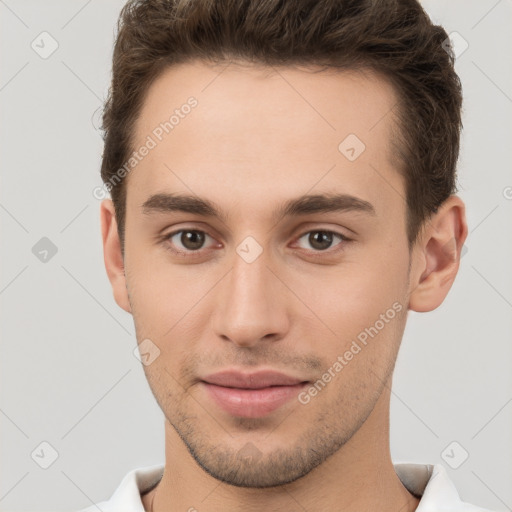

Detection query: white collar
xmin=79 ymin=462 xmax=493 ymax=511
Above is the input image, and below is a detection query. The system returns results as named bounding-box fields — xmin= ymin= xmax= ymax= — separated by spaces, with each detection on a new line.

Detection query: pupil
xmin=182 ymin=231 xmax=204 ymax=250
xmin=309 ymin=231 xmax=332 ymax=250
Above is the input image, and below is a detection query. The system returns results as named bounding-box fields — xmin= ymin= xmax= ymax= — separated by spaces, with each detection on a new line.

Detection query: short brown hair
xmin=100 ymin=0 xmax=463 ymax=253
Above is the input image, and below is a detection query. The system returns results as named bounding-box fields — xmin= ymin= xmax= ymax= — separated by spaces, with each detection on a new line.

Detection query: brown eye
xmin=164 ymin=229 xmax=215 ymax=254
xmin=179 ymin=230 xmax=206 ymax=250
xmin=296 ymin=230 xmax=348 ymax=252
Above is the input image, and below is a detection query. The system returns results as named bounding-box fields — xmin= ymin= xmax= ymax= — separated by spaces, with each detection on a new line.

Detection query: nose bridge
xmin=230 ymin=249 xmax=271 ymax=307
xmin=212 ymin=243 xmax=289 ymax=346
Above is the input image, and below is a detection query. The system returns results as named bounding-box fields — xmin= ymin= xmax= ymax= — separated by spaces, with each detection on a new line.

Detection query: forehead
xmin=128 ymin=60 xmax=404 ymax=223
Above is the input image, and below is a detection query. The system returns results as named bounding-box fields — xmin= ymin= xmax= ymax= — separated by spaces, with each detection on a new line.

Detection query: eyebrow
xmin=141 ymin=192 xmax=376 ymax=224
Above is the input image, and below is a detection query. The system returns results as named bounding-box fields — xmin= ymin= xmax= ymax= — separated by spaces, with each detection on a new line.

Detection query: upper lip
xmin=202 ymin=370 xmax=307 ymax=389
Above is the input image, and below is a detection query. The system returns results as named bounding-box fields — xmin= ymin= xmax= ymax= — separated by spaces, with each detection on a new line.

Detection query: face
xmin=120 ymin=61 xmax=414 ymax=487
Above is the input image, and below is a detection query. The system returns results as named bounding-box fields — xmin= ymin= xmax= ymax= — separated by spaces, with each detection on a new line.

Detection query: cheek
xmin=292 ymin=264 xmax=406 ymax=335
xmin=127 ymin=245 xmax=192 ymax=307
xmin=126 ymin=255 xmax=217 ymax=351
xmin=285 ymin=257 xmax=408 ymax=382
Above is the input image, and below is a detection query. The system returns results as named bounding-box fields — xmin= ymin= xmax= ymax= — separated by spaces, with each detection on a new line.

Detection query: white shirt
xmin=76 ymin=463 xmax=494 ymax=511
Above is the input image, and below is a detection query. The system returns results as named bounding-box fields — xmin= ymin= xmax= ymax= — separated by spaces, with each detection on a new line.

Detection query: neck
xmin=144 ymin=386 xmax=419 ymax=512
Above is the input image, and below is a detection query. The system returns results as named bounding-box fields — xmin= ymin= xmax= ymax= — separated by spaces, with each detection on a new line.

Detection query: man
xmin=81 ymin=0 xmax=493 ymax=510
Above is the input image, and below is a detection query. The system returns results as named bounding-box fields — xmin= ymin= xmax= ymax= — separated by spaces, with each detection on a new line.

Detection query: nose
xmin=212 ymin=248 xmax=290 ymax=348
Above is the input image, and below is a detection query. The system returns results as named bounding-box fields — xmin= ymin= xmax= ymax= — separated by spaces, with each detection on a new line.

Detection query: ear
xmin=100 ymin=199 xmax=131 ymax=314
xmin=408 ymin=195 xmax=468 ymax=312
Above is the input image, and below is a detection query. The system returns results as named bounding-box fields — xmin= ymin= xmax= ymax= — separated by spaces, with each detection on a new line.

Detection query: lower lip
xmin=202 ymin=382 xmax=308 ymax=418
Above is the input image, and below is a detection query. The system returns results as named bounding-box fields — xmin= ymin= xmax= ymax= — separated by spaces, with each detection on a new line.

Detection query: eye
xmin=294 ymin=230 xmax=350 ymax=253
xmin=161 ymin=227 xmax=351 ymax=259
xmin=163 ymin=229 xmax=218 ymax=256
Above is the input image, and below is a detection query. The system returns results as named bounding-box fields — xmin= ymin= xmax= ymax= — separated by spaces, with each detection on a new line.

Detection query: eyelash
xmin=161 ymin=228 xmax=352 ymax=259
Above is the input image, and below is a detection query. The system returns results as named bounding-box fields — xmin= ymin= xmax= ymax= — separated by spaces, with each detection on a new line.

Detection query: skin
xmin=101 ymin=60 xmax=468 ymax=512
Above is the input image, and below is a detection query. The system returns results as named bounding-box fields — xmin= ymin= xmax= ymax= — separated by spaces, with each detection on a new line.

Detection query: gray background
xmin=1 ymin=0 xmax=511 ymax=510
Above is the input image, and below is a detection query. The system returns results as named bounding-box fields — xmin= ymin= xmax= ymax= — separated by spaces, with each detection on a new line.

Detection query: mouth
xmin=200 ymin=369 xmax=310 ymax=418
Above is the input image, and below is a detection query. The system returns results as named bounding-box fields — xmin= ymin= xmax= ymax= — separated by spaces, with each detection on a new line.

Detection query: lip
xmin=201 ymin=370 xmax=309 ymax=418
xmin=202 ymin=370 xmax=305 ymax=389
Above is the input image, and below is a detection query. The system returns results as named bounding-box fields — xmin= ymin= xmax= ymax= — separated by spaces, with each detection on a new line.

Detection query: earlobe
xmin=100 ymin=199 xmax=132 ymax=314
xmin=408 ymin=196 xmax=468 ymax=313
